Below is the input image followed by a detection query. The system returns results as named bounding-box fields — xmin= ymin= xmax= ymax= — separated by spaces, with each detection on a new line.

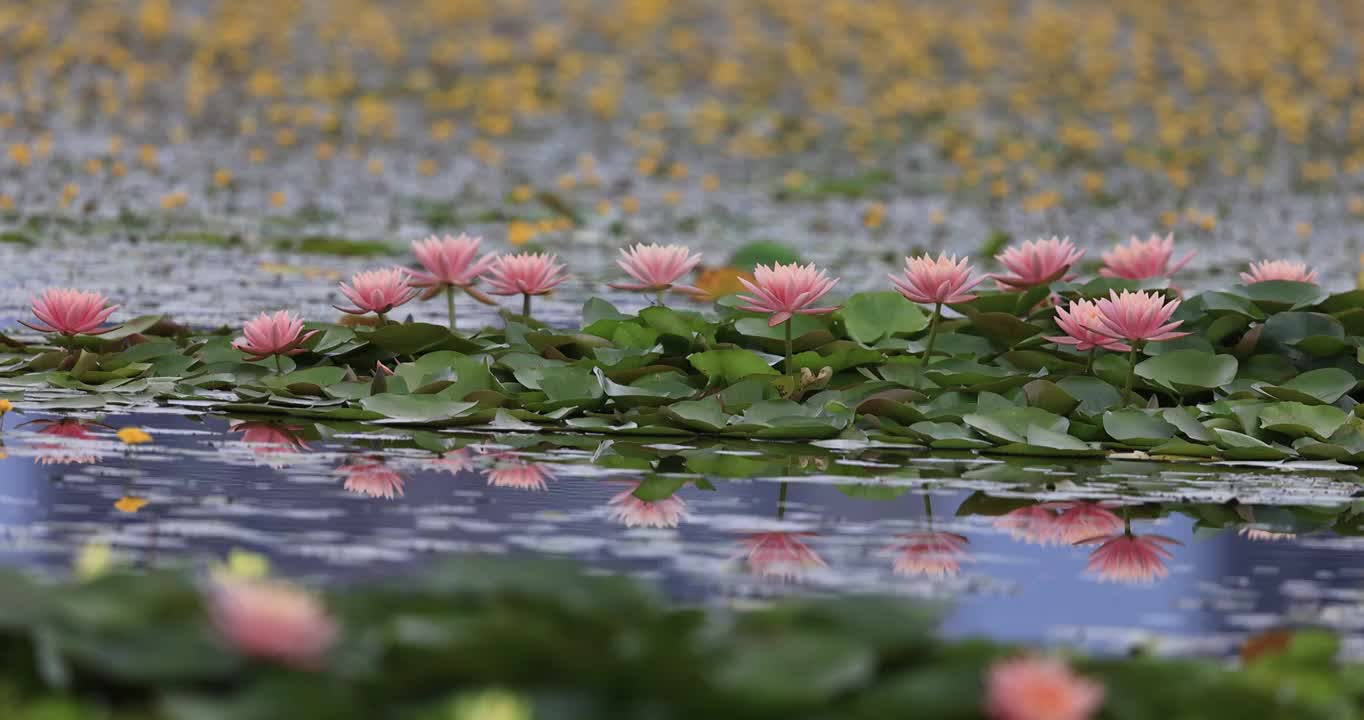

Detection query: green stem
xmin=1122 ymin=343 xmax=1139 ymax=405
xmin=376 ymin=312 xmax=388 ymax=326
xmin=445 ymin=286 xmax=457 ymax=331
xmin=922 ymin=302 xmax=942 ymax=366
xmin=777 ymin=481 xmax=789 ymax=520
xmin=1084 ymin=346 xmax=1096 ymax=374
xmin=274 ymin=354 xmax=284 ymax=375
xmin=784 ymin=317 xmax=794 ymax=380
xmin=522 ymin=293 xmax=532 ymax=320
xmin=656 ymin=289 xmax=665 ymax=306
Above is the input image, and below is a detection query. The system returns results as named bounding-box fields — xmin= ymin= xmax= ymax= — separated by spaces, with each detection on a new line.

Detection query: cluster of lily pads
xmin=2 ymin=234 xmax=1362 ymax=464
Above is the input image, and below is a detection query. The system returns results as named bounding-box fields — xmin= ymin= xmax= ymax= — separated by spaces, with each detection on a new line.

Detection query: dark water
xmin=4 ymin=409 xmax=1363 ymax=657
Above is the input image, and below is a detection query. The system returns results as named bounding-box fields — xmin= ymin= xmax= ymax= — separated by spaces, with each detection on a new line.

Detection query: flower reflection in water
xmin=1079 ymin=532 xmax=1181 ymax=584
xmin=1237 ymin=526 xmax=1297 ymax=542
xmin=739 ymin=532 xmax=826 ymax=582
xmin=890 ymin=531 xmax=971 ymax=578
xmin=996 ymin=501 xmax=1124 ymax=547
xmin=337 ymin=459 xmax=405 ymax=499
xmin=229 ymin=421 xmax=310 ymax=468
xmin=607 ymin=481 xmax=688 ymax=528
xmin=426 ymin=449 xmax=475 ymax=476
xmin=30 ymin=418 xmax=101 ymax=465
xmin=485 ymin=455 xmax=554 ymax=491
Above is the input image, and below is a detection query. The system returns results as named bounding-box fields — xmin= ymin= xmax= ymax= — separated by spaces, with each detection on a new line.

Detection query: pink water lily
xmin=890 ymin=253 xmax=984 ymax=364
xmin=486 ymin=252 xmax=567 ymax=321
xmin=486 ymin=455 xmax=554 ymax=491
xmin=737 ymin=261 xmax=840 ymax=377
xmin=736 ymin=262 xmax=841 ymax=327
xmin=232 ymin=310 xmax=319 ymax=366
xmin=407 ymin=234 xmax=499 ymax=329
xmin=610 ymin=243 xmax=703 ymax=298
xmin=209 ymin=577 xmax=337 ymax=670
xmin=1089 ymin=290 xmax=1189 ymax=345
xmin=986 ymin=656 xmax=1104 ymax=720
xmin=335 ymin=268 xmax=419 ymax=318
xmin=1088 ymin=290 xmax=1190 ymax=403
xmin=891 ymin=253 xmax=985 ymax=305
xmin=20 ymin=288 xmax=118 ymax=336
xmin=1047 ymin=299 xmax=1131 ymax=357
xmin=1240 ymin=260 xmax=1318 ymax=285
xmin=1099 ymin=233 xmax=1194 ymax=280
xmin=994 ymin=236 xmax=1084 ymax=290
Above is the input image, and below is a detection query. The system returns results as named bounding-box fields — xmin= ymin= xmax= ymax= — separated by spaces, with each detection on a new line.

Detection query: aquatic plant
xmin=485 ymin=252 xmax=567 ymax=321
xmin=610 ymin=243 xmax=704 ymax=303
xmin=406 ymin=234 xmax=499 ymax=330
xmin=736 ymin=261 xmax=840 ymax=378
xmin=334 ymin=268 xmax=419 ymax=322
xmin=1099 ymin=234 xmax=1195 ymax=280
xmin=232 ymin=310 xmax=319 ymax=373
xmin=890 ymin=253 xmax=983 ymax=364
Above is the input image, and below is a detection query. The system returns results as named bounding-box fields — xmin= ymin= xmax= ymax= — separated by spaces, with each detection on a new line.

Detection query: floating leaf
xmin=689 ymin=349 xmax=779 ymax=385
xmin=839 ymin=292 xmax=928 ymax=344
xmin=1134 ymin=350 xmax=1238 ymax=393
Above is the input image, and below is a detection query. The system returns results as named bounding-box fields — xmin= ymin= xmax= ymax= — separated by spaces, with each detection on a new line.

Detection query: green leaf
xmin=963 ymin=407 xmax=1068 ymax=443
xmin=729 ymin=240 xmax=802 ymax=269
xmin=1134 ymin=350 xmax=1238 ymax=392
xmin=1022 ymin=379 xmax=1079 ymax=416
xmin=907 ymin=421 xmax=992 ymax=449
xmin=688 ymin=349 xmax=779 ymax=385
xmin=1261 ymin=312 xmax=1346 ymax=356
xmin=714 ymin=632 xmax=874 ymax=707
xmin=364 ymin=322 xmax=482 ymax=355
xmin=1256 ymin=368 xmax=1357 ymax=405
xmin=839 ymin=292 xmax=927 ymax=344
xmin=359 ymin=394 xmax=479 ymax=422
xmin=1235 ymin=280 xmax=1329 ymax=312
xmin=1103 ymin=410 xmax=1178 ymax=445
xmin=1057 ymin=376 xmax=1122 ymax=416
xmin=582 ymin=297 xmax=626 ymax=325
xmin=1259 ymin=402 xmax=1348 ymax=441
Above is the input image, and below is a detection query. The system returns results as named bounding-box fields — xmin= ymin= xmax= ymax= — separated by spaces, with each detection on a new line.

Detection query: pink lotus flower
xmin=890 ymin=253 xmax=985 ymax=305
xmin=20 ymin=288 xmax=118 ymax=336
xmin=736 ymin=262 xmax=841 ymax=327
xmin=337 ymin=460 xmax=404 ymax=499
xmin=407 ymin=234 xmax=498 ymax=291
xmin=607 ymin=482 xmax=689 ymax=528
xmin=738 ymin=532 xmax=826 ymax=581
xmin=232 ymin=310 xmax=319 ymax=361
xmin=1088 ymin=290 xmax=1190 ymax=345
xmin=486 ymin=457 xmax=554 ymax=491
xmin=1240 ymin=260 xmax=1318 ymax=285
xmin=1099 ymin=234 xmax=1194 ymax=280
xmin=335 ymin=268 xmax=419 ymax=317
xmin=208 ymin=577 xmax=337 ymax=669
xmin=1079 ymin=533 xmax=1181 ymax=584
xmin=1047 ymin=300 xmax=1131 ymax=353
xmin=486 ymin=252 xmax=567 ymax=297
xmin=994 ymin=237 xmax=1085 ymax=290
xmin=890 ymin=531 xmax=971 ymax=577
xmin=986 ymin=656 xmax=1104 ymax=720
xmin=610 ymin=243 xmax=703 ymax=295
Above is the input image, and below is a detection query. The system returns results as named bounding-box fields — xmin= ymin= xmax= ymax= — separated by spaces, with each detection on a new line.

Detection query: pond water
xmin=5 ymin=407 xmax=1364 ymax=658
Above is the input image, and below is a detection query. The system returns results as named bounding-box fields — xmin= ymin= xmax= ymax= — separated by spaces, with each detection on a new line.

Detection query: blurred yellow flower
xmin=117 ymin=427 xmax=153 ymax=445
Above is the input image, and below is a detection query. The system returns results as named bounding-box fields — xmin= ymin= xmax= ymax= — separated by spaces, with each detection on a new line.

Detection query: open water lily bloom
xmin=986 ymin=656 xmax=1104 ymax=720
xmin=890 ymin=253 xmax=984 ymax=305
xmin=993 ymin=236 xmax=1084 ymax=290
xmin=209 ymin=577 xmax=337 ymax=670
xmin=610 ymin=243 xmax=703 ymax=295
xmin=20 ymin=288 xmax=118 ymax=336
xmin=407 ymin=233 xmax=498 ymax=292
xmin=335 ymin=268 xmax=420 ymax=317
xmin=1240 ymin=260 xmax=1318 ymax=284
xmin=1099 ymin=233 xmax=1194 ymax=280
xmin=232 ymin=310 xmax=318 ymax=361
xmin=735 ymin=261 xmax=840 ymax=327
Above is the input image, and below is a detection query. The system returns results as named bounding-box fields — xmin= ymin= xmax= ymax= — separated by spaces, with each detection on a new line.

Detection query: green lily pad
xmin=839 ymin=292 xmax=928 ymax=344
xmin=689 ymin=349 xmax=779 ymax=385
xmin=1134 ymin=350 xmax=1238 ymax=393
xmin=1259 ymin=402 xmax=1349 ymax=441
xmin=1255 ymin=368 xmax=1357 ymax=405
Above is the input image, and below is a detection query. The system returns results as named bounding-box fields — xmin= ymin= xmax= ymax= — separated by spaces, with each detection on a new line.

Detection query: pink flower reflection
xmin=994 ymin=504 xmax=1064 ymax=545
xmin=486 ymin=456 xmax=554 ymax=491
xmin=890 ymin=531 xmax=971 ymax=578
xmin=31 ymin=419 xmax=101 ymax=465
xmin=738 ymin=532 xmax=826 ymax=582
xmin=229 ymin=421 xmax=309 ymax=467
xmin=337 ymin=459 xmax=404 ymax=499
xmin=1079 ymin=533 xmax=1181 ymax=584
xmin=1047 ymin=502 xmax=1124 ymax=545
xmin=607 ymin=482 xmax=688 ymax=528
xmin=426 ymin=449 xmax=474 ymax=476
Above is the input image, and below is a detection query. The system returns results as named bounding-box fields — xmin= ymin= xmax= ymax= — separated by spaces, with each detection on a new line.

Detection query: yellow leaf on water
xmin=114 ymin=496 xmax=148 ymax=513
